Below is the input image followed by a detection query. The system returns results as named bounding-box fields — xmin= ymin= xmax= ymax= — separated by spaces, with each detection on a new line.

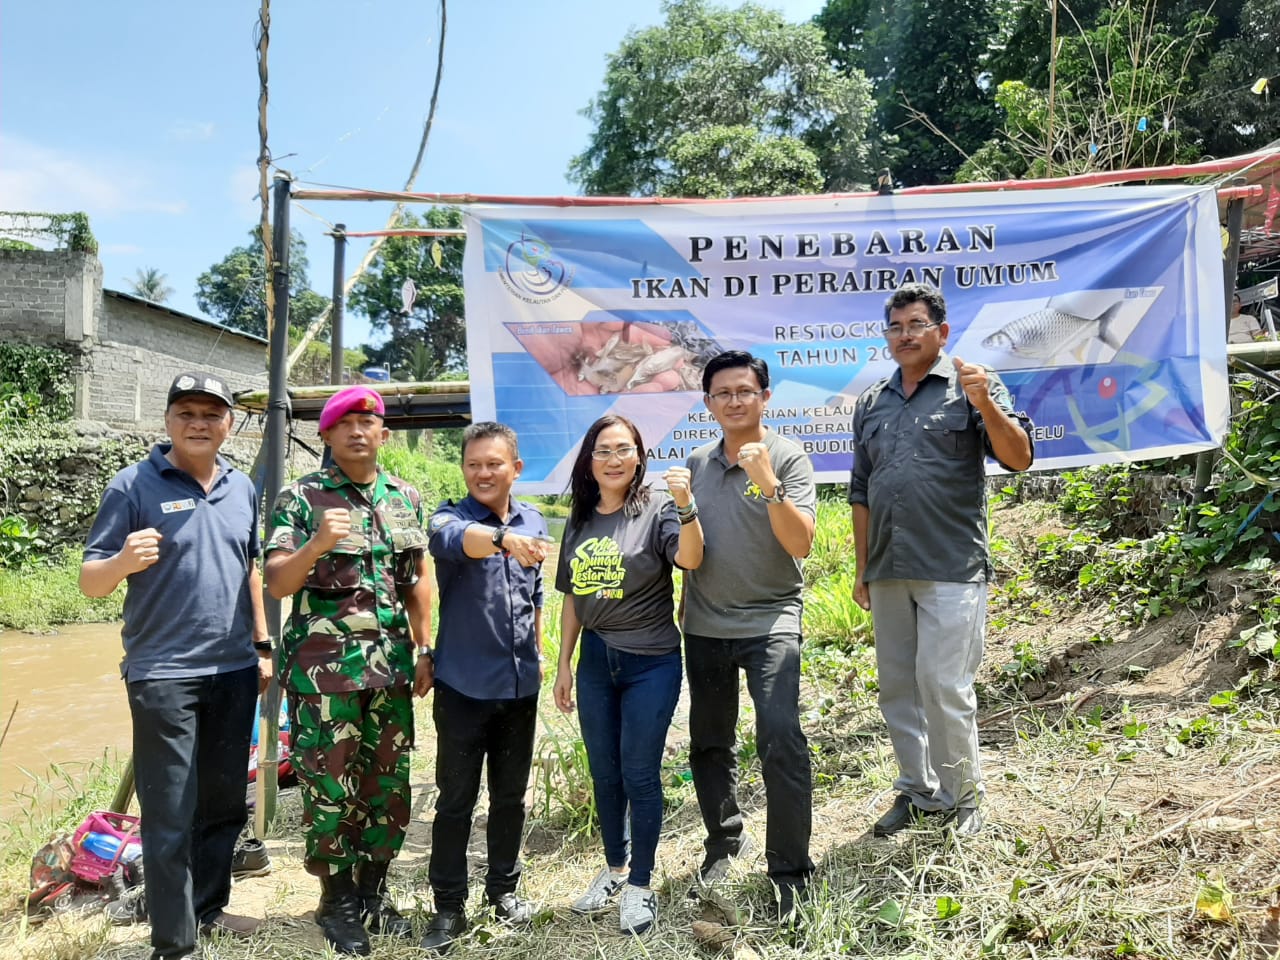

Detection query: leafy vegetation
xmin=0 ymin=343 xmax=75 ymax=425
xmin=195 ymin=228 xmax=329 ymax=338
xmin=376 ymin=438 xmax=468 ymax=508
xmin=958 ymin=2 xmax=1214 ymax=181
xmin=817 ymin=0 xmax=999 ymax=186
xmin=351 ymin=208 xmax=467 ymax=378
xmin=0 ymin=547 xmax=123 ymax=629
xmin=568 ymin=0 xmax=1277 ymax=192
xmin=569 ymin=0 xmax=875 ymax=196
xmin=0 ymin=211 xmax=97 ymax=253
xmin=124 ymin=267 xmax=173 ymax=304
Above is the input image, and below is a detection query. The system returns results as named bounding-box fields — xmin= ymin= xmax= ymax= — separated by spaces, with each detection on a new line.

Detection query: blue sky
xmin=1 ymin=0 xmax=826 ymax=347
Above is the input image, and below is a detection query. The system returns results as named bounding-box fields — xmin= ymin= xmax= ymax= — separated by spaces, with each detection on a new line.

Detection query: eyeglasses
xmin=707 ymin=389 xmax=765 ymax=404
xmin=883 ymin=320 xmax=940 ymax=339
xmin=590 ymin=445 xmax=639 ymax=461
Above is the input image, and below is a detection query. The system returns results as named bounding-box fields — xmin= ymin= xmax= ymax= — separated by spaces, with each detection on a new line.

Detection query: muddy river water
xmin=0 ymin=622 xmax=133 ymax=815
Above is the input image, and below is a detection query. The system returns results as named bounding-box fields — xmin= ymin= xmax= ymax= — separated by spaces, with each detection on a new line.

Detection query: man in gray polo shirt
xmin=849 ymin=284 xmax=1033 ymax=839
xmin=81 ymin=371 xmax=268 ymax=960
xmin=683 ymin=350 xmax=816 ymax=919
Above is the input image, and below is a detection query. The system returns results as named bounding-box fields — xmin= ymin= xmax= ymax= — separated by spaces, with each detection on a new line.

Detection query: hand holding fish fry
xmin=953 ymin=357 xmax=993 ymax=409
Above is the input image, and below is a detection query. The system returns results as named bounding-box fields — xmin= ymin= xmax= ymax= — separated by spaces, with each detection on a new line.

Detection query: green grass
xmin=0 ymin=549 xmax=123 ymax=631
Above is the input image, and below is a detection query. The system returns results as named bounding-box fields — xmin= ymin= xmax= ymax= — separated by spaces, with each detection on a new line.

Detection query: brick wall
xmin=0 ymin=249 xmax=267 ymax=427
xmin=90 ymin=294 xmax=267 ymax=427
xmin=0 ymin=249 xmax=101 ymax=349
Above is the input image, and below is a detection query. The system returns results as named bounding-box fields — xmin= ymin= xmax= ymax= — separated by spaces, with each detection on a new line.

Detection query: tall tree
xmin=957 ymin=0 xmax=1217 ymax=181
xmin=127 ymin=267 xmax=174 ymax=304
xmin=569 ymin=0 xmax=876 ymax=196
xmin=982 ymin=0 xmax=1264 ymax=167
xmin=1180 ymin=0 xmax=1280 ymax=157
xmin=195 ymin=229 xmax=328 ymax=337
xmin=816 ymin=0 xmax=1001 ymax=186
xmin=349 ymin=208 xmax=466 ymax=378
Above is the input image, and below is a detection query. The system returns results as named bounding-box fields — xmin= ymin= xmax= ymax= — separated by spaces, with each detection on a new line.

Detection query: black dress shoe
xmin=489 ymin=891 xmax=537 ymax=924
xmin=873 ymin=794 xmax=931 ymax=837
xmin=419 ymin=908 xmax=467 ymax=954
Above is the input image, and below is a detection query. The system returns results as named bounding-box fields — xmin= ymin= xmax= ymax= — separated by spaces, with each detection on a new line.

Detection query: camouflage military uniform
xmin=266 ymin=467 xmax=428 ymax=873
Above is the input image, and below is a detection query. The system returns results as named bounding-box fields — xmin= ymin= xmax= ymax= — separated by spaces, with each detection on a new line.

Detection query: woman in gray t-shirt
xmin=553 ymin=414 xmax=703 ymax=935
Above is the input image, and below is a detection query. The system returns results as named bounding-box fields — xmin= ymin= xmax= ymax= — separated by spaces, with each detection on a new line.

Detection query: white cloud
xmin=229 ymin=166 xmax=265 ymax=225
xmin=169 ymin=121 xmax=216 ymax=142
xmin=0 ymin=134 xmax=187 ymax=217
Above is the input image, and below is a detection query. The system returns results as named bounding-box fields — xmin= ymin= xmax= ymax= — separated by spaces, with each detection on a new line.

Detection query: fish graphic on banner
xmin=982 ymin=301 xmax=1124 ymax=360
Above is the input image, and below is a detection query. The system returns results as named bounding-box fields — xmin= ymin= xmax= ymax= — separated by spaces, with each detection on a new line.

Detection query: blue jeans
xmin=127 ymin=666 xmax=258 ymax=960
xmin=576 ymin=630 xmax=682 ymax=888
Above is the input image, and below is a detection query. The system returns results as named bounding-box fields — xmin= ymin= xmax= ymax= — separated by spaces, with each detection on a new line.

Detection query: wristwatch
xmin=762 ymin=483 xmax=787 ymax=504
xmin=491 ymin=525 xmax=510 ymax=549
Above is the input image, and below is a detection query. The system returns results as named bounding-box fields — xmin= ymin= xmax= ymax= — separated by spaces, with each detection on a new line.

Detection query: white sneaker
xmin=570 ymin=866 xmax=629 ymax=915
xmin=619 ymin=884 xmax=657 ymax=935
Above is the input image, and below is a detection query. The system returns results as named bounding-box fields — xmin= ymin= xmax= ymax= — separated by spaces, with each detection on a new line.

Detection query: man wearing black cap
xmin=80 ymin=371 xmax=268 ymax=960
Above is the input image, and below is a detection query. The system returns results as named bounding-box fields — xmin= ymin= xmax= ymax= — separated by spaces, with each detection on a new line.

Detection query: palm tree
xmin=399 ymin=341 xmax=439 ymax=452
xmin=127 ymin=267 xmax=174 ymax=304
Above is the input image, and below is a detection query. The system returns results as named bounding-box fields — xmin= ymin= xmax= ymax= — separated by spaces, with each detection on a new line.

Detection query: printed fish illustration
xmin=625 ymin=345 xmax=689 ymax=390
xmin=982 ymin=301 xmax=1124 ymax=360
xmin=576 ymin=334 xmax=649 ymax=393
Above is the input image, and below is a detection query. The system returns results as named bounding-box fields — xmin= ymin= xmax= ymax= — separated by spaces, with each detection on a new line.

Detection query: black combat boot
xmin=355 ymin=860 xmax=413 ymax=938
xmin=316 ymin=869 xmax=372 ymax=956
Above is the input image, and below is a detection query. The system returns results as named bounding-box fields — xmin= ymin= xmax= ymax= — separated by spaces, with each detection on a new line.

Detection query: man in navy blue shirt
xmin=81 ymin=371 xmax=269 ymax=960
xmin=419 ymin=421 xmax=549 ymax=954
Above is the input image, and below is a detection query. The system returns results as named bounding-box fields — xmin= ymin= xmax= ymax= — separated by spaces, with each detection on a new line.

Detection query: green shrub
xmin=0 ymin=343 xmax=75 ymax=424
xmin=377 ymin=440 xmax=467 ymax=506
xmin=0 ymin=547 xmax=124 ymax=630
xmin=804 ymin=567 xmax=873 ymax=647
xmin=805 ymin=500 xmax=855 ymax=584
xmin=0 ymin=423 xmax=149 ymax=563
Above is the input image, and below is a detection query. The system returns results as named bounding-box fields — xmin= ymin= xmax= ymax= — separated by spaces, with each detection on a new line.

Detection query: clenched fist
xmin=664 ymin=466 xmax=693 ymax=509
xmin=737 ymin=442 xmax=778 ymax=495
xmin=312 ymin=508 xmax=353 ymax=554
xmin=118 ymin=528 xmax=162 ymax=574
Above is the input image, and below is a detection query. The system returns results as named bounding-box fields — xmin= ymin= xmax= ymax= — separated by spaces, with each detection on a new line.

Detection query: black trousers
xmin=685 ymin=633 xmax=814 ymax=887
xmin=428 ymin=681 xmax=538 ymax=911
xmin=127 ymin=666 xmax=258 ymax=960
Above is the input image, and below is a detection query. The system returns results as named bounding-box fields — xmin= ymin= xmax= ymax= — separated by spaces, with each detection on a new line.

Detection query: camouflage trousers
xmin=289 ymin=684 xmax=414 ymax=875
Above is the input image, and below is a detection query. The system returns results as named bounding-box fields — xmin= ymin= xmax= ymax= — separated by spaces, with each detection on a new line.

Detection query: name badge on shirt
xmin=161 ymin=498 xmax=197 ymax=514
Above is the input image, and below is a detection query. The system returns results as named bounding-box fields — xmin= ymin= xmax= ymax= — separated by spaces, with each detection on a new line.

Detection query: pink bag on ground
xmin=69 ymin=811 xmax=140 ymax=884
